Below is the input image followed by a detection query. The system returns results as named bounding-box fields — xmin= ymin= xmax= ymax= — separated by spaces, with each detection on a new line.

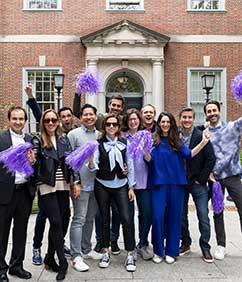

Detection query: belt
xmin=15 ymin=183 xmax=27 ymax=190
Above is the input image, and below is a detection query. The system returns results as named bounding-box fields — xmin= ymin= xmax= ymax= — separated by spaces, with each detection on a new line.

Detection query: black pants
xmin=33 ymin=192 xmax=70 ymax=249
xmin=0 ymin=187 xmax=32 ymax=274
xmin=94 ymin=180 xmax=134 ymax=252
xmin=211 ymin=175 xmax=242 ymax=247
xmin=40 ymin=190 xmax=69 ymax=265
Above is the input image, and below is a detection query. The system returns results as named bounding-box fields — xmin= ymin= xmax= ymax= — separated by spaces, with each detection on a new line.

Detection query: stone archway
xmin=105 ymin=69 xmax=144 ymax=110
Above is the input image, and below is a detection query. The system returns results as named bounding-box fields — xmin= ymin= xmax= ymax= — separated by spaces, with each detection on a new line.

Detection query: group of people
xmin=0 ymin=84 xmax=241 ymax=282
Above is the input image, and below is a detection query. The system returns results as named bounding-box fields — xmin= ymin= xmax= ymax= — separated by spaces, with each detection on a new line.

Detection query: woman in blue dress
xmin=144 ymin=112 xmax=209 ymax=264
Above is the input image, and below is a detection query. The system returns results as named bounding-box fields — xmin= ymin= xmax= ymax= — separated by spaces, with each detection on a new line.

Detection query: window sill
xmin=186 ymin=9 xmax=226 ymax=13
xmin=22 ymin=9 xmax=63 ymax=12
xmin=105 ymin=9 xmax=145 ymax=13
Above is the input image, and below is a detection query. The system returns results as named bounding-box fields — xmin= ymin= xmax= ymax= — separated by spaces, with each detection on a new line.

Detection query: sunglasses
xmin=106 ymin=122 xmax=118 ymax=127
xmin=44 ymin=118 xmax=58 ymax=124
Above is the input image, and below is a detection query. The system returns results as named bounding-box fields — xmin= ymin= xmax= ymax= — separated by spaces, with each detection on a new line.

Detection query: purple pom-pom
xmin=65 ymin=141 xmax=98 ymax=171
xmin=127 ymin=130 xmax=153 ymax=159
xmin=212 ymin=181 xmax=224 ymax=214
xmin=75 ymin=69 xmax=100 ymax=95
xmin=231 ymin=71 xmax=242 ymax=102
xmin=0 ymin=142 xmax=34 ymax=177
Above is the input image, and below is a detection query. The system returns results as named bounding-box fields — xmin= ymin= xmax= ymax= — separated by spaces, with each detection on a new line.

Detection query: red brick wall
xmin=0 ymin=42 xmax=85 ymax=124
xmin=1 ymin=1 xmax=242 ymax=126
xmin=2 ymin=1 xmax=242 ymax=35
xmin=164 ymin=42 xmax=242 ymax=120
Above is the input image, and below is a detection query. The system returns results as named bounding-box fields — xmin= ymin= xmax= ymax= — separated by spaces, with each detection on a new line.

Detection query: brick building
xmin=1 ymin=0 xmax=241 ymax=131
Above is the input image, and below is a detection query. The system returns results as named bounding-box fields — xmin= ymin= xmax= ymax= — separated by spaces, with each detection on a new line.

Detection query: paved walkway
xmin=6 ymin=197 xmax=242 ymax=282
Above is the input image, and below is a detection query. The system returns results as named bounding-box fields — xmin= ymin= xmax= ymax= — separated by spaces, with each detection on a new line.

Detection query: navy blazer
xmin=0 ymin=130 xmax=36 ymax=205
xmin=186 ymin=127 xmax=216 ymax=185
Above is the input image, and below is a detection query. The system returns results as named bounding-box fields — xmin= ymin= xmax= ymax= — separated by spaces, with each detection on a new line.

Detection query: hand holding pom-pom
xmin=231 ymin=71 xmax=242 ymax=104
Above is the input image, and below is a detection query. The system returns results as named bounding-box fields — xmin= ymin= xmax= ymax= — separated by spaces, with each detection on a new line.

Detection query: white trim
xmin=22 ymin=9 xmax=62 ymax=11
xmin=2 ymin=34 xmax=242 ymax=43
xmin=106 ymin=0 xmax=144 ymax=11
xmin=169 ymin=35 xmax=240 ymax=43
xmin=187 ymin=67 xmax=227 ymax=122
xmin=0 ymin=35 xmax=80 ymax=42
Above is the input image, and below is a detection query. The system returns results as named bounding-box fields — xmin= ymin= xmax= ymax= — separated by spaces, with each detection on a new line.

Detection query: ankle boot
xmin=56 ymin=260 xmax=68 ymax=281
xmin=44 ymin=254 xmax=60 ymax=272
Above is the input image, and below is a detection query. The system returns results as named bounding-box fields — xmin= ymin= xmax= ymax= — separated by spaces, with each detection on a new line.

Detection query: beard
xmin=207 ymin=114 xmax=219 ymax=124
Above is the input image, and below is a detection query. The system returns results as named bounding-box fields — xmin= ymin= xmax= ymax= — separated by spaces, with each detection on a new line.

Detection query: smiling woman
xmin=32 ymin=109 xmax=80 ymax=281
xmin=88 ymin=113 xmax=137 ymax=272
xmin=144 ymin=111 xmax=210 ymax=264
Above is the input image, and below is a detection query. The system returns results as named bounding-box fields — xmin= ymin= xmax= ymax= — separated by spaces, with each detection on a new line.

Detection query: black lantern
xmin=54 ymin=73 xmax=64 ymax=111
xmin=201 ymin=73 xmax=215 ymax=103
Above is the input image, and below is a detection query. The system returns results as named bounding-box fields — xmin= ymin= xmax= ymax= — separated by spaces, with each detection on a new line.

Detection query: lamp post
xmin=201 ymin=74 xmax=215 ymax=103
xmin=54 ymin=73 xmax=64 ymax=111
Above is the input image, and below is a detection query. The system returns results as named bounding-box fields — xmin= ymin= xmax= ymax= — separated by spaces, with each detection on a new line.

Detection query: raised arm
xmin=25 ymin=83 xmax=42 ymax=122
xmin=191 ymin=131 xmax=210 ymax=158
xmin=73 ymin=93 xmax=81 ymax=118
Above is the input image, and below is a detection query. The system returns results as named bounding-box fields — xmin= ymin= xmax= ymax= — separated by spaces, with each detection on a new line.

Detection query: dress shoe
xmin=9 ymin=268 xmax=32 ymax=279
xmin=0 ymin=273 xmax=9 ymax=282
xmin=44 ymin=254 xmax=60 ymax=272
xmin=56 ymin=260 xmax=68 ymax=281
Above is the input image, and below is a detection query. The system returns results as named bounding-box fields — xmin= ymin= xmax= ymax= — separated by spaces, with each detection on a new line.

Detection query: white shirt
xmin=10 ymin=129 xmax=28 ymax=184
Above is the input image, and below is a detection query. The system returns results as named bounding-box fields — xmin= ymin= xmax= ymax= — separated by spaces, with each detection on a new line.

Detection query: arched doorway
xmin=105 ymin=70 xmax=144 ymax=111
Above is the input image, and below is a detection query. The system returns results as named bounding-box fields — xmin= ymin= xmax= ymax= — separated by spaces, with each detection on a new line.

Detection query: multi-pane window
xmin=188 ymin=69 xmax=226 ymax=125
xmin=24 ymin=0 xmax=61 ymax=10
xmin=25 ymin=69 xmax=59 ymax=132
xmin=106 ymin=0 xmax=144 ymax=11
xmin=188 ymin=0 xmax=225 ymax=11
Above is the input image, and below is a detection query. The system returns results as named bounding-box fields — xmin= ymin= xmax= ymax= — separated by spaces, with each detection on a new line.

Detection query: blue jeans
xmin=181 ymin=183 xmax=211 ymax=251
xmin=135 ymin=189 xmax=152 ymax=247
xmin=70 ymin=191 xmax=97 ymax=259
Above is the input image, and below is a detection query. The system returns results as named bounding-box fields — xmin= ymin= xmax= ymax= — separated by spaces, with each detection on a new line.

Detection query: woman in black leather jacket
xmin=33 ymin=109 xmax=80 ymax=281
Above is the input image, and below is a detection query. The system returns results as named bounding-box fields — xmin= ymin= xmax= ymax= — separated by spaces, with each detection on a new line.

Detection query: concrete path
xmin=5 ymin=196 xmax=242 ymax=282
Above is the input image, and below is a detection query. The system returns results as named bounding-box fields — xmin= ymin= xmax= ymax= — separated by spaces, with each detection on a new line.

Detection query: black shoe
xmin=8 ymin=268 xmax=32 ymax=279
xmin=0 ymin=273 xmax=9 ymax=282
xmin=44 ymin=254 xmax=60 ymax=272
xmin=202 ymin=249 xmax=214 ymax=263
xmin=94 ymin=241 xmax=103 ymax=253
xmin=56 ymin=260 xmax=68 ymax=281
xmin=179 ymin=245 xmax=191 ymax=256
xmin=111 ymin=241 xmax=121 ymax=255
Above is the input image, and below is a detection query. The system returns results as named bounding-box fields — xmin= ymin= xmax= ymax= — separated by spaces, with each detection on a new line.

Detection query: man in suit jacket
xmin=178 ymin=107 xmax=216 ymax=263
xmin=0 ymin=106 xmax=36 ymax=282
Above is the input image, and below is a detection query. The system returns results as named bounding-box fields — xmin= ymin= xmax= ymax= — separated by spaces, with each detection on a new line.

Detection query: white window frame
xmin=106 ymin=0 xmax=144 ymax=11
xmin=22 ymin=67 xmax=62 ymax=133
xmin=187 ymin=67 xmax=227 ymax=125
xmin=187 ymin=0 xmax=225 ymax=11
xmin=23 ymin=0 xmax=62 ymax=11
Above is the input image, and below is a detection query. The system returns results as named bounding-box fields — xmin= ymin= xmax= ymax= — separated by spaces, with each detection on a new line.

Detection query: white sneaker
xmin=214 ymin=246 xmax=226 ymax=260
xmin=99 ymin=252 xmax=111 ymax=268
xmin=82 ymin=250 xmax=103 ymax=260
xmin=165 ymin=255 xmax=175 ymax=264
xmin=125 ymin=254 xmax=136 ymax=272
xmin=152 ymin=254 xmax=163 ymax=264
xmin=72 ymin=256 xmax=89 ymax=272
